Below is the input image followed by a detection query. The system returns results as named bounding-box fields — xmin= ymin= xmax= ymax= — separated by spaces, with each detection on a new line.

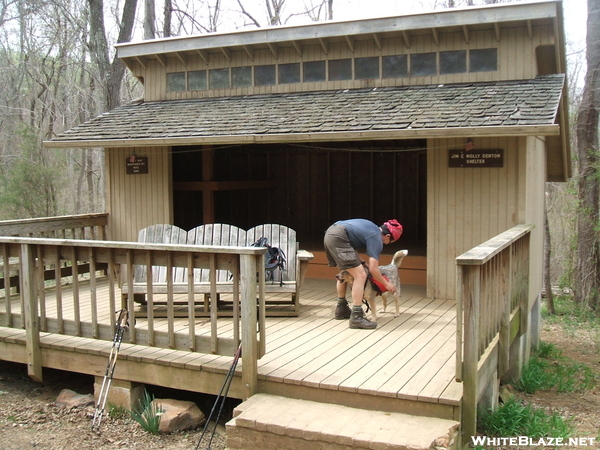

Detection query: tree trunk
xmin=574 ymin=0 xmax=600 ymax=310
xmin=144 ymin=0 xmax=156 ymax=40
xmin=163 ymin=0 xmax=172 ymax=37
xmin=88 ymin=0 xmax=138 ymax=111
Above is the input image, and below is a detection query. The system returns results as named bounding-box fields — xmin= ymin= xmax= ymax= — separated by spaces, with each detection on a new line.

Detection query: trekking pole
xmin=91 ymin=309 xmax=129 ymax=432
xmin=195 ymin=343 xmax=242 ymax=450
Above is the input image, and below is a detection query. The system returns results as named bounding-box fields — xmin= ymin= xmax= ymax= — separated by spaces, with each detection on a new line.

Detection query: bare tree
xmin=574 ymin=0 xmax=600 ymax=310
xmin=163 ymin=0 xmax=172 ymax=36
xmin=88 ymin=0 xmax=137 ymax=111
xmin=144 ymin=0 xmax=157 ymax=39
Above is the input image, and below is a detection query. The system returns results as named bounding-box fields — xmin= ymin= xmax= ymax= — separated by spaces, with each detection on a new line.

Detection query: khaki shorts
xmin=323 ymin=224 xmax=362 ymax=270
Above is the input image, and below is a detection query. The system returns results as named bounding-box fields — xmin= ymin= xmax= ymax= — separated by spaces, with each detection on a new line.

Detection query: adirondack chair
xmin=120 ymin=223 xmax=313 ymax=316
xmin=246 ymin=224 xmax=313 ymax=314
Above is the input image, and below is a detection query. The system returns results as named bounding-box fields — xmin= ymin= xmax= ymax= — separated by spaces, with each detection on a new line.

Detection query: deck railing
xmin=0 ymin=213 xmax=108 ymax=239
xmin=456 ymin=224 xmax=532 ymax=441
xmin=0 ymin=236 xmax=266 ymax=399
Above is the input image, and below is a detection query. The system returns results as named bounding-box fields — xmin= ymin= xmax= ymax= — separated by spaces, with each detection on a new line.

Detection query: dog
xmin=335 ymin=249 xmax=408 ymax=321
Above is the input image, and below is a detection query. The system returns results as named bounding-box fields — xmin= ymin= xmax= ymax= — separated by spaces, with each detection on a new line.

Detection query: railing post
xmin=21 ymin=243 xmax=42 ymax=382
xmin=240 ymin=253 xmax=258 ymax=400
xmin=461 ymin=264 xmax=480 ymax=444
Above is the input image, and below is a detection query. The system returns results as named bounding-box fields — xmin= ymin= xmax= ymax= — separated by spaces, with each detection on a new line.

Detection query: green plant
xmin=554 ymin=362 xmax=596 ymax=393
xmin=516 ymin=357 xmax=554 ymax=394
xmin=108 ymin=403 xmax=129 ymax=420
xmin=536 ymin=341 xmax=561 ymax=359
xmin=516 ymin=341 xmax=597 ymax=395
xmin=478 ymin=397 xmax=573 ymax=439
xmin=129 ymin=391 xmax=163 ymax=434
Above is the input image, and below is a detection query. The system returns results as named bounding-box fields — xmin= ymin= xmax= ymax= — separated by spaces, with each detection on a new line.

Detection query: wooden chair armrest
xmin=297 ymin=250 xmax=314 ymax=261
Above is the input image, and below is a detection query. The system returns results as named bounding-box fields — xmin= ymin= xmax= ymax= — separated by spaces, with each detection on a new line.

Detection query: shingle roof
xmin=45 ymin=75 xmax=564 ymax=148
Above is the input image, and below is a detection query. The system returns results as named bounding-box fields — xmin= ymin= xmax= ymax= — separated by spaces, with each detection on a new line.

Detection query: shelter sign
xmin=126 ymin=155 xmax=148 ymax=174
xmin=448 ymin=149 xmax=503 ymax=168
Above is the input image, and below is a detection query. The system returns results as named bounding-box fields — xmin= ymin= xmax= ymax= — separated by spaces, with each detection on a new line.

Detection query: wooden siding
xmin=427 ymin=136 xmax=525 ymax=300
xmin=106 ymin=136 xmax=545 ymax=306
xmin=131 ymin=24 xmax=556 ymax=102
xmin=106 ymin=147 xmax=173 ymax=242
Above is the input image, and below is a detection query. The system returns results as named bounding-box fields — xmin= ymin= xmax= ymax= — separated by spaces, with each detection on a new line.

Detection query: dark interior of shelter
xmin=172 ymin=140 xmax=427 ymax=256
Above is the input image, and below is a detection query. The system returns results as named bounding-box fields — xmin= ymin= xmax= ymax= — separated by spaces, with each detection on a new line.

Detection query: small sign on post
xmin=449 ymin=149 xmax=503 ymax=168
xmin=126 ymin=155 xmax=148 ymax=174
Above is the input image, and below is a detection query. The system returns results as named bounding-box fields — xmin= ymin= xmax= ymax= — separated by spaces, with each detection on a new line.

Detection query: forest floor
xmin=0 ymin=312 xmax=598 ymax=450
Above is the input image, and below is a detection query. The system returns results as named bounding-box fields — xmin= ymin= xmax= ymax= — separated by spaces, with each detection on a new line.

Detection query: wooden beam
xmin=242 ymin=45 xmax=254 ymax=60
xmin=156 ymin=54 xmax=167 ymax=68
xmin=462 ymin=25 xmax=470 ymax=44
xmin=133 ymin=56 xmax=147 ymax=70
xmin=292 ymin=40 xmax=303 ymax=56
xmin=372 ymin=33 xmax=382 ymax=50
xmin=402 ymin=30 xmax=410 ymax=48
xmin=202 ymin=146 xmax=215 ymax=224
xmin=431 ymin=28 xmax=439 ymax=46
xmin=495 ymin=23 xmax=501 ymax=42
xmin=318 ymin=37 xmax=328 ymax=54
xmin=175 ymin=51 xmax=187 ymax=66
xmin=196 ymin=49 xmax=208 ymax=65
xmin=220 ymin=47 xmax=231 ymax=62
xmin=22 ymin=243 xmax=43 ymax=382
xmin=267 ymin=42 xmax=278 ymax=59
xmin=173 ymin=180 xmax=278 ymax=191
xmin=240 ymin=253 xmax=258 ymax=399
xmin=527 ymin=19 xmax=533 ymax=39
xmin=345 ymin=35 xmax=354 ymax=53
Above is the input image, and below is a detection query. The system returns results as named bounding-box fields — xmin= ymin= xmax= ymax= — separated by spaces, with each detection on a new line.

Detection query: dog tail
xmin=392 ymin=249 xmax=409 ymax=267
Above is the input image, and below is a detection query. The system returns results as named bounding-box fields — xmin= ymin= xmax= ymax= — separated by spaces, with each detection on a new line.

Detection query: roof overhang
xmin=114 ymin=0 xmax=562 ymax=70
xmin=44 ymin=125 xmax=560 ymax=149
xmin=44 ymin=75 xmax=565 ymax=150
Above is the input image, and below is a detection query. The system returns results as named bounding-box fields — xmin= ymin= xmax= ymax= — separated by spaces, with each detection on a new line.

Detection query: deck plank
xmin=313 ymin=297 xmax=446 ymax=394
xmin=0 ymin=277 xmax=462 ymax=413
xmin=396 ymin=328 xmax=457 ymax=400
xmin=358 ymin=300 xmax=455 ymax=397
xmin=294 ymin=295 xmax=425 ymax=388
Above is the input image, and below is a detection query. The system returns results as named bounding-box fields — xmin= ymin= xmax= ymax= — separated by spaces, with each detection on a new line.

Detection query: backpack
xmin=250 ymin=237 xmax=287 ymax=286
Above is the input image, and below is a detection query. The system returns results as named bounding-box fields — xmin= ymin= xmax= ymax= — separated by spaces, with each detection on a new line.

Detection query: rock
xmin=153 ymin=398 xmax=205 ymax=433
xmin=55 ymin=389 xmax=94 ymax=409
xmin=499 ymin=384 xmax=517 ymax=403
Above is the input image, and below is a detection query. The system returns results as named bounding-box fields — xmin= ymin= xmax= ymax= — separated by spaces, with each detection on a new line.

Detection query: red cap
xmin=384 ymin=219 xmax=403 ymax=241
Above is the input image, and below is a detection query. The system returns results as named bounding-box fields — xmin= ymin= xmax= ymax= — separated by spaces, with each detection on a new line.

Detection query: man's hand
xmin=367 ymin=257 xmax=396 ymax=293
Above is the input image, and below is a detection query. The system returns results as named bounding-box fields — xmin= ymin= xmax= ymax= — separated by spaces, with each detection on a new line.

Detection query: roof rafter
xmin=243 ymin=45 xmax=254 ymax=60
xmin=267 ymin=42 xmax=278 ymax=59
xmin=345 ymin=35 xmax=354 ymax=53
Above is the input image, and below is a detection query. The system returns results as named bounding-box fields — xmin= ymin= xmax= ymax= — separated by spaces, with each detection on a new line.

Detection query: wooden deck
xmin=0 ymin=277 xmax=462 ymax=421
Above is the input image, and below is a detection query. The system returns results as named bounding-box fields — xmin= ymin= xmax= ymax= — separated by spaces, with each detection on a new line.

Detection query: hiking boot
xmin=334 ymin=301 xmax=352 ymax=320
xmin=349 ymin=309 xmax=377 ymax=329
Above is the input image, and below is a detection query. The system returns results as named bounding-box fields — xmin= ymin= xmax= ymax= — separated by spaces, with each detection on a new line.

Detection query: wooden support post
xmin=461 ymin=265 xmax=480 ymax=444
xmin=240 ymin=253 xmax=258 ymax=400
xmin=21 ymin=243 xmax=42 ymax=382
xmin=202 ymin=146 xmax=215 ymax=224
xmin=498 ymin=248 xmax=512 ymax=376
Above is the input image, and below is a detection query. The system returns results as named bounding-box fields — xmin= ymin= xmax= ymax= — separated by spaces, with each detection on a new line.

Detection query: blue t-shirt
xmin=334 ymin=219 xmax=383 ymax=260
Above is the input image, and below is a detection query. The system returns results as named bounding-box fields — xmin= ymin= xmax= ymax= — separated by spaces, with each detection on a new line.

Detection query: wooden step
xmin=305 ymin=250 xmax=426 ymax=286
xmin=226 ymin=393 xmax=459 ymax=450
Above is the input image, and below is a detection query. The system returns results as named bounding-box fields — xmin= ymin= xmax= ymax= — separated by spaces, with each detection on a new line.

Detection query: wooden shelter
xmin=0 ymin=0 xmax=570 ymax=446
xmin=45 ymin=0 xmax=569 ymax=296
